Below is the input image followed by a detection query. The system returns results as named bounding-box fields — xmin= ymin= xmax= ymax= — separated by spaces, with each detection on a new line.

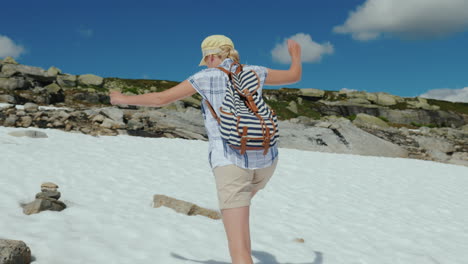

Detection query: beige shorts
xmin=212 ymin=159 xmax=278 ymax=210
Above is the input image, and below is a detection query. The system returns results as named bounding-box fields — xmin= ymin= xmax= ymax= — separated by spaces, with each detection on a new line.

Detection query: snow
xmin=0 ymin=103 xmax=71 ymax=111
xmin=1 ymin=126 xmax=467 ymax=264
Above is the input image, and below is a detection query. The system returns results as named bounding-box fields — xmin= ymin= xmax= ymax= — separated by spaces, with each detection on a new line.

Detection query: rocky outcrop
xmin=0 ymin=239 xmax=31 ymax=264
xmin=279 ymin=117 xmax=409 ymax=158
xmin=0 ymin=103 xmax=207 ymax=140
xmin=1 ymin=59 xmax=467 ymax=166
xmin=153 ymin=194 xmax=221 ymax=220
xmin=316 ymin=101 xmax=465 ymax=128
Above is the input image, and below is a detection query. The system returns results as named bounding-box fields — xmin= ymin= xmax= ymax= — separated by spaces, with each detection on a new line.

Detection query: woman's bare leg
xmin=221 ymin=206 xmax=254 ymax=264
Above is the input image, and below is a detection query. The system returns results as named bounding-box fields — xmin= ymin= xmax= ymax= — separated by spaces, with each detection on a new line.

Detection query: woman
xmin=110 ymin=35 xmax=301 ymax=264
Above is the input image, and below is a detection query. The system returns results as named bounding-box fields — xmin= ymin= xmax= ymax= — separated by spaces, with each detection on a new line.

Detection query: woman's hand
xmin=109 ymin=90 xmax=127 ymax=105
xmin=287 ymin=39 xmax=301 ymax=61
xmin=264 ymin=39 xmax=302 ymax=86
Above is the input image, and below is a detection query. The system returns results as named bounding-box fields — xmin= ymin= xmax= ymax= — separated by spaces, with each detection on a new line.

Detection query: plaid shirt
xmin=188 ymin=58 xmax=279 ymax=169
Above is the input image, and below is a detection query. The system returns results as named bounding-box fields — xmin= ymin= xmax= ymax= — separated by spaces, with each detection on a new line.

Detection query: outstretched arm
xmin=109 ymin=80 xmax=197 ymax=107
xmin=265 ymin=39 xmax=302 ymax=86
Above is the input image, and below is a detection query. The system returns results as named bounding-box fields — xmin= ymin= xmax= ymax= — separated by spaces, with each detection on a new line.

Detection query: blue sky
xmin=1 ymin=0 xmax=468 ymax=101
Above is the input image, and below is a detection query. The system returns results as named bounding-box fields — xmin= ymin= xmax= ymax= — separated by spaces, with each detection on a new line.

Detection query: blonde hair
xmin=216 ymin=45 xmax=240 ymax=63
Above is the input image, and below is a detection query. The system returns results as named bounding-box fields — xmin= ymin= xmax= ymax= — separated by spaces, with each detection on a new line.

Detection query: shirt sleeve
xmin=249 ymin=65 xmax=268 ymax=95
xmin=187 ymin=71 xmax=208 ymax=101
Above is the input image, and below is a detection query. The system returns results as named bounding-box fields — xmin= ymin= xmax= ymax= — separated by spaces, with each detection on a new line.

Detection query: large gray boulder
xmin=278 ymin=118 xmax=408 ymax=158
xmin=57 ymin=74 xmax=77 ymax=87
xmin=0 ymin=94 xmax=15 ymax=104
xmin=1 ymin=64 xmax=55 ymax=82
xmin=0 ymin=239 xmax=31 ymax=264
xmin=0 ymin=77 xmax=29 ymax=90
xmin=299 ymin=88 xmax=325 ymax=98
xmin=353 ymin=113 xmax=389 ymax=129
xmin=77 ymin=74 xmax=104 ymax=87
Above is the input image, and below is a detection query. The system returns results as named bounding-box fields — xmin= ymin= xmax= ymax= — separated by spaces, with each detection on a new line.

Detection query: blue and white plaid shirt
xmin=188 ymin=58 xmax=279 ymax=170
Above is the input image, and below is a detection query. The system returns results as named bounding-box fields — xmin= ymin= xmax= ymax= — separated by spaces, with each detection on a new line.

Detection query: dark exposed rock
xmin=0 ymin=239 xmax=31 ymax=264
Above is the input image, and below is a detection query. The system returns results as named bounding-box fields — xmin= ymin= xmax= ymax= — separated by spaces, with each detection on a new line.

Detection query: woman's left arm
xmin=109 ymin=80 xmax=197 ymax=107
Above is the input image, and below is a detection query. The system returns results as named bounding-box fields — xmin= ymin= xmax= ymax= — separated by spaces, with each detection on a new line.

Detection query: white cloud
xmin=271 ymin=33 xmax=334 ymax=64
xmin=78 ymin=28 xmax=94 ymax=38
xmin=333 ymin=0 xmax=468 ymax=41
xmin=340 ymin=88 xmax=358 ymax=93
xmin=0 ymin=35 xmax=25 ymax=58
xmin=420 ymin=87 xmax=468 ymax=103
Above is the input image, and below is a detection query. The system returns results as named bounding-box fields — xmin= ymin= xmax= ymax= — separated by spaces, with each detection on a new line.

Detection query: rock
xmin=181 ymin=96 xmax=201 ymax=108
xmin=77 ymin=74 xmax=104 ymax=87
xmin=2 ymin=56 xmax=19 ymax=64
xmin=1 ymin=64 xmax=54 ymax=82
xmin=279 ymin=119 xmax=408 ymax=158
xmin=100 ymin=118 xmax=124 ymax=129
xmin=449 ymin=152 xmax=468 ymax=166
xmin=414 ymin=136 xmax=455 ymax=153
xmin=287 ymin=100 xmax=298 ymax=114
xmin=407 ymin=97 xmax=440 ymax=111
xmin=153 ymin=194 xmax=221 ymax=220
xmin=374 ymin=92 xmax=398 ymax=106
xmin=20 ymin=116 xmax=32 ymax=127
xmin=36 ymin=191 xmax=61 ymax=200
xmin=0 ymin=77 xmax=28 ymax=90
xmin=22 ymin=198 xmax=66 ymax=215
xmin=347 ymin=98 xmax=371 ymax=105
xmin=0 ymin=239 xmax=31 ymax=264
xmin=47 ymin=66 xmax=61 ymax=77
xmin=0 ymin=94 xmax=15 ymax=104
xmin=73 ymin=92 xmax=100 ymax=104
xmin=427 ymin=150 xmax=450 ymax=162
xmin=57 ymin=74 xmax=77 ymax=87
xmin=353 ymin=113 xmax=389 ymax=129
xmin=127 ymin=119 xmax=144 ymax=130
xmin=8 ymin=130 xmax=48 ymax=138
xmin=100 ymin=107 xmax=124 ymax=123
xmin=22 ymin=182 xmax=66 ymax=215
xmin=4 ymin=115 xmax=18 ymax=127
xmin=45 ymin=83 xmax=62 ymax=94
xmin=23 ymin=103 xmax=38 ymax=112
xmin=299 ymin=88 xmax=325 ymax=98
xmin=92 ymin=114 xmax=105 ymax=123
xmin=366 ymin=93 xmax=378 ymax=103
xmin=293 ymin=238 xmax=305 ymax=243
xmin=41 ymin=182 xmax=58 ymax=192
xmin=460 ymin=124 xmax=468 ymax=133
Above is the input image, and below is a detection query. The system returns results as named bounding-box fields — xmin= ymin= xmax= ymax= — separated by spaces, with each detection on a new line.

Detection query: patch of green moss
xmin=346 ymin=115 xmax=357 ymax=121
xmin=296 ymin=101 xmax=322 ymax=119
xmin=265 ymin=100 xmax=298 ymax=120
xmin=389 ymin=102 xmax=410 ymax=110
xmin=410 ymin=122 xmax=439 ymax=128
xmin=378 ymin=116 xmax=389 ymax=122
xmin=426 ymin=99 xmax=468 ymax=115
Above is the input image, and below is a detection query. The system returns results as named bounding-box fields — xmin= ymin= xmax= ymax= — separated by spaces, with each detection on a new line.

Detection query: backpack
xmin=204 ymin=62 xmax=279 ymax=155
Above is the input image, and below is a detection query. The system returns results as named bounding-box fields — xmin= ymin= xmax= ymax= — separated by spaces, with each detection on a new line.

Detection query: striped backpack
xmin=205 ymin=62 xmax=279 ymax=155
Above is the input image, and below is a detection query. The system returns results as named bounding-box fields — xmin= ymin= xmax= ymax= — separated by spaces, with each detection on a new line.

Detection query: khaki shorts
xmin=212 ymin=159 xmax=278 ymax=210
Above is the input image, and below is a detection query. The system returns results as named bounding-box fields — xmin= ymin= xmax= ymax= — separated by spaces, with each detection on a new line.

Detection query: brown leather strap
xmin=240 ymin=126 xmax=248 ymax=155
xmin=216 ymin=67 xmax=232 ymax=80
xmin=262 ymin=127 xmax=271 ymax=155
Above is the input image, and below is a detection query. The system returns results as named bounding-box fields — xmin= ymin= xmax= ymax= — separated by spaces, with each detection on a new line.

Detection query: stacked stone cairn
xmin=22 ymin=182 xmax=66 ymax=215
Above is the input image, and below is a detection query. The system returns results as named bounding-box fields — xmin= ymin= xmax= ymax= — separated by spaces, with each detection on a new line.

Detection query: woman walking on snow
xmin=110 ymin=35 xmax=301 ymax=264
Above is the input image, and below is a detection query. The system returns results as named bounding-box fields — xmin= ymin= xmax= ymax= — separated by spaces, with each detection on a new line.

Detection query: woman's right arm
xmin=109 ymin=80 xmax=196 ymax=107
xmin=265 ymin=39 xmax=302 ymax=86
